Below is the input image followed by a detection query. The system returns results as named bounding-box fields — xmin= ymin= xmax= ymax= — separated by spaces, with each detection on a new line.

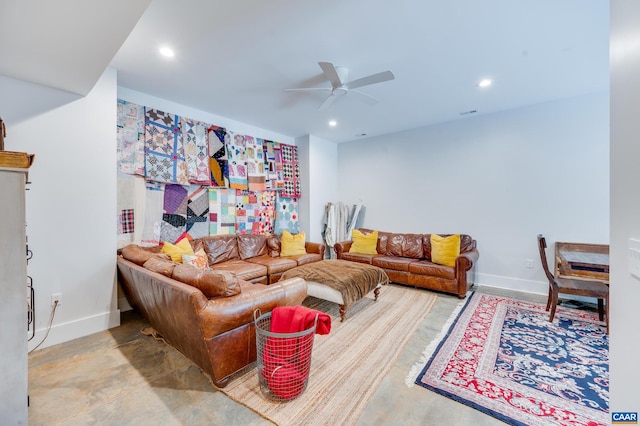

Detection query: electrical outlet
xmin=526 ymin=259 xmax=534 ymax=268
xmin=51 ymin=293 xmax=62 ymax=307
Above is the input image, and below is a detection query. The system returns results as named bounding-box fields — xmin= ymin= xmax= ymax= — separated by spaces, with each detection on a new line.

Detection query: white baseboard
xmin=474 ymin=272 xmax=548 ymax=296
xmin=28 ymin=309 xmax=121 ymax=352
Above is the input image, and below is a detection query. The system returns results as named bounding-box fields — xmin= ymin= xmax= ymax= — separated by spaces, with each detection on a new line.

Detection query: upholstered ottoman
xmin=279 ymin=259 xmax=389 ymax=321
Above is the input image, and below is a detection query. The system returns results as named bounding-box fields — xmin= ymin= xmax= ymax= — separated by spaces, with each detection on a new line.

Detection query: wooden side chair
xmin=537 ymin=234 xmax=609 ymax=333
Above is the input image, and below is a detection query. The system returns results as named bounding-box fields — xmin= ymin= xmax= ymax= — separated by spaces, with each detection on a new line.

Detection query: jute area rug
xmin=413 ymin=292 xmax=609 ymax=426
xmin=220 ymin=284 xmax=437 ymax=426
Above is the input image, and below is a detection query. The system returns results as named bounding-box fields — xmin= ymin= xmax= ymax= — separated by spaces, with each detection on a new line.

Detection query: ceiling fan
xmin=286 ymin=62 xmax=395 ymax=110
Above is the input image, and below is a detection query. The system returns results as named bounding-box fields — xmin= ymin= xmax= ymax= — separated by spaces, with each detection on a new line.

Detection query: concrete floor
xmin=28 ymin=285 xmax=549 ymax=426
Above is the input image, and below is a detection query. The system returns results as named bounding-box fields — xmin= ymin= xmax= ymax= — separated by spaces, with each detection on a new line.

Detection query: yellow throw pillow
xmin=280 ymin=230 xmax=307 ymax=257
xmin=431 ymin=234 xmax=461 ymax=267
xmin=161 ymin=238 xmax=194 ymax=263
xmin=349 ymin=229 xmax=378 ymax=255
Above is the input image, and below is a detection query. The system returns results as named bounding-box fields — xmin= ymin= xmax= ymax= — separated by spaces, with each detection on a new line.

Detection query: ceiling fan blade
xmin=350 ymin=90 xmax=380 ymax=106
xmin=345 ymin=70 xmax=395 ymax=90
xmin=284 ymin=87 xmax=332 ymax=92
xmin=318 ymin=62 xmax=343 ymax=88
xmin=318 ymin=93 xmax=337 ymax=110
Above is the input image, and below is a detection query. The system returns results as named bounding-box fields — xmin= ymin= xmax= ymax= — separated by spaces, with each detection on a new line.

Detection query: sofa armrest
xmin=198 ymin=277 xmax=307 ymax=337
xmin=305 ymin=241 xmax=326 ymax=258
xmin=456 ymin=248 xmax=479 ymax=275
xmin=334 ymin=241 xmax=352 ymax=258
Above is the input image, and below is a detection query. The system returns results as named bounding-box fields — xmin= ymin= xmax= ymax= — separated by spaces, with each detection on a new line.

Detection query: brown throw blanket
xmin=280 ymin=260 xmax=389 ymax=308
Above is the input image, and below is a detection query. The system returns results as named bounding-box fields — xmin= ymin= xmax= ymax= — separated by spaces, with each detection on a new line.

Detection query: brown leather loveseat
xmin=116 ymin=248 xmax=307 ymax=388
xmin=334 ymin=229 xmax=478 ymax=298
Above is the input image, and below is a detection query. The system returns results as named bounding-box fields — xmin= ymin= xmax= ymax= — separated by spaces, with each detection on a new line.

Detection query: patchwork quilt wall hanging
xmin=263 ymin=140 xmax=285 ymax=190
xmin=280 ymin=143 xmax=301 ymax=198
xmin=246 ymin=136 xmax=266 ymax=191
xmin=227 ymin=133 xmax=248 ymax=190
xmin=209 ymin=188 xmax=237 ymax=235
xmin=161 ymin=184 xmax=188 ymax=243
xmin=117 ymin=99 xmax=308 ymax=245
xmin=235 ymin=190 xmax=262 ymax=235
xmin=181 ymin=117 xmax=210 ymax=185
xmin=208 ymin=125 xmax=228 ymax=187
xmin=259 ymin=190 xmax=276 ymax=235
xmin=145 ymin=108 xmax=189 ymax=185
xmin=186 ymin=185 xmax=210 ymax=239
xmin=275 ymin=194 xmax=299 ymax=234
xmin=117 ymin=99 xmax=145 ymax=176
xmin=231 ymin=190 xmax=276 ymax=235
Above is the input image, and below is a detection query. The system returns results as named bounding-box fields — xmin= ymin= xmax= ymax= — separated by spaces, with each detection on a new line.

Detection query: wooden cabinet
xmin=0 ymin=167 xmax=29 ymax=424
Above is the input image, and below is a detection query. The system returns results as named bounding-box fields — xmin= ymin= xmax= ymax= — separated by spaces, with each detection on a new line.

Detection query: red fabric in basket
xmin=261 ymin=359 xmax=307 ymax=399
xmin=269 ymin=305 xmax=332 ymax=335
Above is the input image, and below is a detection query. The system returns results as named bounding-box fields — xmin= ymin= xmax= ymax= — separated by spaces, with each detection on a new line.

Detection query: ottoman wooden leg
xmin=374 ymin=287 xmax=380 ymax=301
xmin=339 ymin=304 xmax=346 ymax=322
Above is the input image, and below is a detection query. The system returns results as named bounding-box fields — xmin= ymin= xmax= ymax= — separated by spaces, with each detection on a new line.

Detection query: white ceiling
xmin=0 ymin=0 xmax=150 ymax=96
xmin=2 ymin=0 xmax=609 ymax=144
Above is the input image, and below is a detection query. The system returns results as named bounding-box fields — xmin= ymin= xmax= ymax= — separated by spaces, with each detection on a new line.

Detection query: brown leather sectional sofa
xmin=193 ymin=234 xmax=325 ymax=284
xmin=116 ymin=234 xmax=325 ymax=387
xmin=117 ymin=254 xmax=307 ymax=387
xmin=334 ymin=229 xmax=479 ymax=298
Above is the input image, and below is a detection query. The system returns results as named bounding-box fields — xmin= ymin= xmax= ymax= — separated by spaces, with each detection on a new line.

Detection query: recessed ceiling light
xmin=159 ymin=47 xmax=175 ymax=58
xmin=477 ymin=79 xmax=492 ymax=88
xmin=329 ymin=120 xmax=337 ymax=127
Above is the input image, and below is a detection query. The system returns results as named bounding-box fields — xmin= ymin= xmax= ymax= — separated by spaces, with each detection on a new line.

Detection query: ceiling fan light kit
xmin=286 ymin=61 xmax=395 ymax=110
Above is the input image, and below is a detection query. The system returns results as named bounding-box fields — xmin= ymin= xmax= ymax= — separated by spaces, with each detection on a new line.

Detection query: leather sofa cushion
xmin=408 ymin=260 xmax=455 ymax=279
xmin=247 ymin=255 xmax=297 ymax=274
xmin=121 ymin=244 xmax=162 ymax=266
xmin=200 ymin=235 xmax=239 ymax=265
xmin=211 ymin=259 xmax=267 ymax=281
xmin=172 ymin=263 xmax=241 ymax=298
xmin=267 ymin=235 xmax=282 ymax=257
xmin=338 ymin=252 xmax=376 ymax=265
xmin=372 ymin=256 xmax=415 ymax=272
xmin=237 ymin=234 xmax=268 ymax=260
xmin=286 ymin=252 xmax=322 ymax=266
xmin=142 ymin=255 xmax=176 ymax=277
xmin=386 ymin=233 xmax=424 ymax=259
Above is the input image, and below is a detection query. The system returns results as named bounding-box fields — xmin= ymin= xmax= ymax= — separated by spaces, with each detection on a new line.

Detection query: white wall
xmin=296 ymin=135 xmax=338 ymax=243
xmin=338 ymin=92 xmax=609 ymax=294
xmin=6 ymin=69 xmax=120 ymax=350
xmin=610 ymin=0 xmax=640 ymax=412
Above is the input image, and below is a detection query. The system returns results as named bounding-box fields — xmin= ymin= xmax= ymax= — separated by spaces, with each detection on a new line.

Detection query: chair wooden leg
xmin=549 ymin=291 xmax=559 ymax=323
xmin=597 ymin=298 xmax=604 ymax=321
xmin=546 ymin=286 xmax=552 ymax=312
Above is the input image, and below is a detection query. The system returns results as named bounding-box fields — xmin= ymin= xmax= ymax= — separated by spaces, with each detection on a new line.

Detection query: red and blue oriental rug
xmin=415 ymin=292 xmax=608 ymax=426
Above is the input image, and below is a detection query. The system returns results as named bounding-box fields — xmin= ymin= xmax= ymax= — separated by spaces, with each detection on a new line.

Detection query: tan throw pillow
xmin=349 ymin=229 xmax=378 ymax=255
xmin=431 ymin=234 xmax=461 ymax=267
xmin=172 ymin=263 xmax=241 ymax=298
xmin=280 ymin=230 xmax=306 ymax=257
xmin=182 ymin=248 xmax=209 ymax=271
xmin=143 ymin=255 xmax=177 ymax=277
